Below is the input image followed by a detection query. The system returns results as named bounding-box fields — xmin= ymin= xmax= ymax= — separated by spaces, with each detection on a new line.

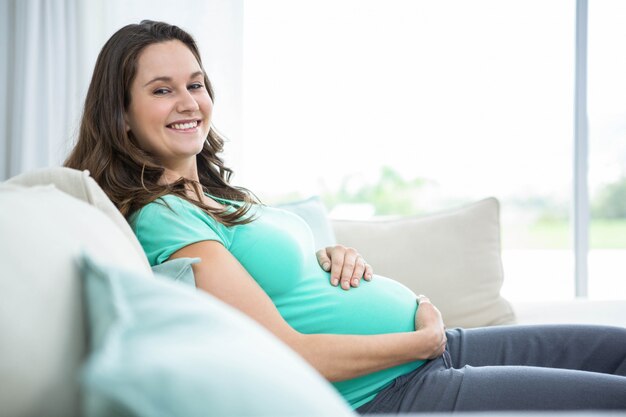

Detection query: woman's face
xmin=125 ymin=40 xmax=212 ymax=172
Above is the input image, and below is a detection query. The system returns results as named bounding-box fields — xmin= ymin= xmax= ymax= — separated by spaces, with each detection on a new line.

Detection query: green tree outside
xmin=320 ymin=169 xmax=626 ymax=249
xmin=321 ymin=166 xmax=426 ymax=216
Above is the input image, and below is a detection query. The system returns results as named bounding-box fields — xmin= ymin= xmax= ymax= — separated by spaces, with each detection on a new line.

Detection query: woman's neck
xmin=158 ymin=156 xmax=200 ymax=184
xmin=158 ymin=167 xmax=224 ymax=210
xmin=160 ymin=169 xmax=199 ymax=184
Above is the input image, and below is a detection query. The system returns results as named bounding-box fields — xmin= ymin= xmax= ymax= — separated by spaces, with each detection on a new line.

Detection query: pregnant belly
xmin=275 ymin=274 xmax=419 ymax=336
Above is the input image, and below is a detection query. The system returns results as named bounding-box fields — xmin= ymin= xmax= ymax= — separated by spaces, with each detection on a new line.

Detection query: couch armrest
xmin=512 ymin=299 xmax=626 ymax=328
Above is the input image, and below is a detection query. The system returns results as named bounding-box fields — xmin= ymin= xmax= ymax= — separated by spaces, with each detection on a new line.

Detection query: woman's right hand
xmin=414 ymin=295 xmax=447 ymax=359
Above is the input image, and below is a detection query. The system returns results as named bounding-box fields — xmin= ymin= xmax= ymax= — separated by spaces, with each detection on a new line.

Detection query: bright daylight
xmin=242 ymin=0 xmax=626 ymax=302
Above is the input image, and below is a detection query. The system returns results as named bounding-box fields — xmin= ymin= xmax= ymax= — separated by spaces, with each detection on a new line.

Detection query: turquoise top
xmin=129 ymin=195 xmax=425 ymax=408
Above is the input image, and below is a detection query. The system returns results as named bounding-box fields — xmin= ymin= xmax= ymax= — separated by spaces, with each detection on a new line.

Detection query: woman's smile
xmin=167 ymin=119 xmax=201 ymax=132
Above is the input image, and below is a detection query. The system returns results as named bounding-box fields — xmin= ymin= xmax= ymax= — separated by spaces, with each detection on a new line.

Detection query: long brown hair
xmin=65 ymin=20 xmax=256 ymax=225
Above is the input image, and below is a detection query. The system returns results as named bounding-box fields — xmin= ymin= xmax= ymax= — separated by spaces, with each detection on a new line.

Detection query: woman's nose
xmin=177 ymin=90 xmax=200 ymax=113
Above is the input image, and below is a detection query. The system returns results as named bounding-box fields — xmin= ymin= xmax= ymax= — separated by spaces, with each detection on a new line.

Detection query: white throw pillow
xmin=332 ymin=198 xmax=516 ymax=328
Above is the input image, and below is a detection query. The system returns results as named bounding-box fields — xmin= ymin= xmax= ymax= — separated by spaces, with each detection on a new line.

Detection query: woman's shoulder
xmin=129 ymin=194 xmax=205 ymax=228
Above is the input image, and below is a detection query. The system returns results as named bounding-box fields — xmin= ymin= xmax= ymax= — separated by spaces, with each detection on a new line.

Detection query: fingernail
xmin=342 ymin=281 xmax=349 ymax=290
xmin=322 ymin=262 xmax=330 ymax=271
xmin=352 ymin=279 xmax=359 ymax=287
xmin=331 ymin=279 xmax=338 ymax=286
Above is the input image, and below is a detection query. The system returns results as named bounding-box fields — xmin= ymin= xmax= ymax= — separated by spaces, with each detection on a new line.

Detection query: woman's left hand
xmin=316 ymin=245 xmax=373 ymax=290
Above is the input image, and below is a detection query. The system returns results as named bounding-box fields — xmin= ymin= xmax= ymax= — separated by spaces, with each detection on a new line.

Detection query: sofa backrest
xmin=5 ymin=167 xmax=149 ymax=270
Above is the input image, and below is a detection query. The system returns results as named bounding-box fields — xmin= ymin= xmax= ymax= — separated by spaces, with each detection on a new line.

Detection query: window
xmin=243 ymin=0 xmax=623 ymax=301
xmin=588 ymin=0 xmax=626 ymax=299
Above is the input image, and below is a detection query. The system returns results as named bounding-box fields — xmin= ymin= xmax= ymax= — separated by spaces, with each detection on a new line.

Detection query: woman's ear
xmin=123 ymin=112 xmax=131 ymax=132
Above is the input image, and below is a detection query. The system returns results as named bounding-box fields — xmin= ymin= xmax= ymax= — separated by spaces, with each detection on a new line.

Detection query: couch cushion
xmin=150 ymin=257 xmax=199 ymax=286
xmin=277 ymin=196 xmax=337 ymax=249
xmin=0 ymin=184 xmax=150 ymax=417
xmin=79 ymin=252 xmax=355 ymax=417
xmin=5 ymin=167 xmax=149 ymax=270
xmin=332 ymin=197 xmax=515 ymax=328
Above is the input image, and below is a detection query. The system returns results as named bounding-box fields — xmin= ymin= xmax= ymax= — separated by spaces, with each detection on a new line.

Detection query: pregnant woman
xmin=65 ymin=20 xmax=626 ymax=413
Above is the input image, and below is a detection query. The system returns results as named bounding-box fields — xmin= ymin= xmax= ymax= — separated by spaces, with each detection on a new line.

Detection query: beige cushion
xmin=332 ymin=197 xmax=515 ymax=328
xmin=0 ymin=184 xmax=150 ymax=417
xmin=5 ymin=167 xmax=149 ymax=270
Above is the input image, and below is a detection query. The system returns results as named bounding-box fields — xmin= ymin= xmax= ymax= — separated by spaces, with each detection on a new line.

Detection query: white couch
xmin=2 ymin=167 xmax=625 ymax=417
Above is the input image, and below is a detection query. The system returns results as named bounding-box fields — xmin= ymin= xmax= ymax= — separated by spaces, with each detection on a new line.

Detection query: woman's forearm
xmin=291 ymin=328 xmax=440 ymax=382
xmin=173 ymin=241 xmax=441 ymax=383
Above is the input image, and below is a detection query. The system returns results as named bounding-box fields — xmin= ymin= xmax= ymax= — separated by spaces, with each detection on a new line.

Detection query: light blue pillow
xmin=79 ymin=252 xmax=354 ymax=417
xmin=150 ymin=257 xmax=199 ymax=286
xmin=276 ymin=196 xmax=337 ymax=249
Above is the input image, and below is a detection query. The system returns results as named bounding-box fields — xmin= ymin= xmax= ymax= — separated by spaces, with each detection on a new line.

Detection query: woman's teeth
xmin=170 ymin=121 xmax=198 ymax=130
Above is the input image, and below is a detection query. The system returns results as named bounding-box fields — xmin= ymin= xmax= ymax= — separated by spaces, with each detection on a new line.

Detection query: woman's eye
xmin=153 ymin=88 xmax=170 ymax=95
xmin=189 ymin=83 xmax=204 ymax=90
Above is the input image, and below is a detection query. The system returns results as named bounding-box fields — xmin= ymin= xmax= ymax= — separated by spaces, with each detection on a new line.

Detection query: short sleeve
xmin=129 ymin=195 xmax=231 ymax=266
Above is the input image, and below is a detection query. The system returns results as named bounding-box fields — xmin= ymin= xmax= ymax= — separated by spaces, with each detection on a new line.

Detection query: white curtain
xmin=0 ymin=0 xmax=85 ymax=181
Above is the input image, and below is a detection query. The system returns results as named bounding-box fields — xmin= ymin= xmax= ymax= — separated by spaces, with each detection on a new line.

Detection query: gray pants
xmin=357 ymin=325 xmax=626 ymax=413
